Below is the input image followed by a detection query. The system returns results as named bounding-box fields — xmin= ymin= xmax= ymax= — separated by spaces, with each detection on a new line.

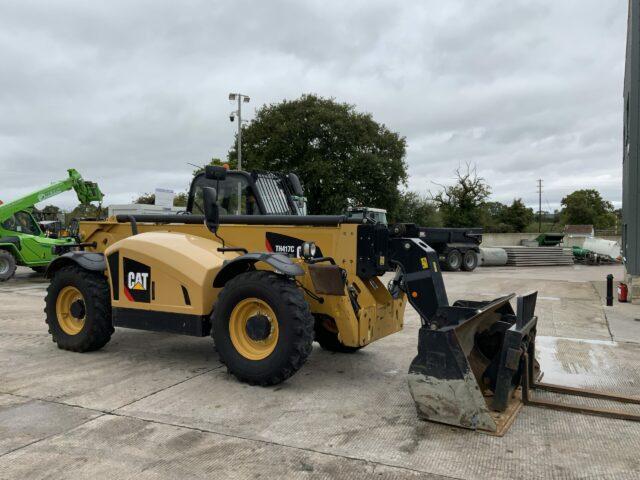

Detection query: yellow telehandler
xmin=44 ymin=166 xmax=640 ymax=434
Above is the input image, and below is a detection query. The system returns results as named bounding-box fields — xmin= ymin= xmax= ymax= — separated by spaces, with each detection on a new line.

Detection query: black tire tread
xmin=44 ymin=264 xmax=113 ymax=352
xmin=461 ymin=250 xmax=478 ymax=272
xmin=443 ymin=249 xmax=462 ymax=272
xmin=0 ymin=250 xmax=17 ymax=282
xmin=212 ymin=270 xmax=314 ymax=386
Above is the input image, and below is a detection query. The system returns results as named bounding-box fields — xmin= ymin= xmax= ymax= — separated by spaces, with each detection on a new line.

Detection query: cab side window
xmin=2 ymin=212 xmax=40 ymax=235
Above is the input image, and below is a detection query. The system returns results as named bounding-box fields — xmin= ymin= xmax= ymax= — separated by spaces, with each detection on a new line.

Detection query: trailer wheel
xmin=45 ymin=264 xmax=113 ymax=352
xmin=461 ymin=250 xmax=478 ymax=272
xmin=314 ymin=315 xmax=362 ymax=353
xmin=443 ymin=249 xmax=462 ymax=271
xmin=212 ymin=270 xmax=314 ymax=386
xmin=0 ymin=250 xmax=17 ymax=281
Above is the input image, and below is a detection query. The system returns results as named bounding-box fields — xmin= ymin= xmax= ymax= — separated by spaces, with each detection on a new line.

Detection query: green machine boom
xmin=0 ymin=169 xmax=103 ymax=281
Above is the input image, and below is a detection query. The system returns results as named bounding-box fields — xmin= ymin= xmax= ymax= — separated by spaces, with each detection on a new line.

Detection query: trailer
xmin=416 ymin=227 xmax=483 ymax=271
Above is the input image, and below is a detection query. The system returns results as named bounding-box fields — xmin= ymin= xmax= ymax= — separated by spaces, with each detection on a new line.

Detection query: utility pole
xmin=537 ymin=179 xmax=543 ymax=233
xmin=228 ymin=93 xmax=250 ymax=171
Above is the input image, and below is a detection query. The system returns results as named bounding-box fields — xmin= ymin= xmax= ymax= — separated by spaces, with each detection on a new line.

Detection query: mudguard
xmin=0 ymin=236 xmax=21 ymax=250
xmin=45 ymin=251 xmax=106 ymax=278
xmin=213 ymin=252 xmax=304 ymax=287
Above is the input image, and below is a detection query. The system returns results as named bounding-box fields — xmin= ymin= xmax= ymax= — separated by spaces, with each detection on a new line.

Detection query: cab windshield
xmin=1 ymin=211 xmax=42 ymax=235
xmin=189 ymin=172 xmax=298 ymax=216
xmin=190 ymin=174 xmax=259 ymax=215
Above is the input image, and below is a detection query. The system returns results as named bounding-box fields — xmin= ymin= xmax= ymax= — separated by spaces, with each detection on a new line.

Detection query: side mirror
xmin=288 ymin=173 xmax=304 ymax=197
xmin=203 ymin=187 xmax=220 ymax=234
xmin=205 ymin=165 xmax=227 ymax=180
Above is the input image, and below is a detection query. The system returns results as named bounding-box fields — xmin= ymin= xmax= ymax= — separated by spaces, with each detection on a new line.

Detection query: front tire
xmin=212 ymin=270 xmax=314 ymax=386
xmin=45 ymin=265 xmax=113 ymax=352
xmin=0 ymin=250 xmax=17 ymax=281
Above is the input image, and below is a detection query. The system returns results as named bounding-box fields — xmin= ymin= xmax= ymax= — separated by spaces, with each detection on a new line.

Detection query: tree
xmin=33 ymin=204 xmax=61 ymax=221
xmin=67 ymin=203 xmax=104 ymax=223
xmin=133 ymin=192 xmax=189 ymax=207
xmin=432 ymin=165 xmax=491 ymax=227
xmin=228 ymin=94 xmax=407 ymax=215
xmin=482 ymin=201 xmax=513 ymax=232
xmin=560 ymin=189 xmax=616 ymax=229
xmin=500 ymin=198 xmax=534 ymax=232
xmin=173 ymin=192 xmax=188 ymax=207
xmin=134 ymin=193 xmax=156 ymax=205
xmin=390 ymin=191 xmax=441 ymax=226
xmin=192 ymin=157 xmax=234 ymax=177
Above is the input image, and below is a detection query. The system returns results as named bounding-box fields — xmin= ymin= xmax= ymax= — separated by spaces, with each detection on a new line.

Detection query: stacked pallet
xmin=502 ymin=246 xmax=574 ymax=267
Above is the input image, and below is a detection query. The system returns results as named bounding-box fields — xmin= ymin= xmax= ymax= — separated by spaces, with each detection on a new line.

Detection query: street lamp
xmin=229 ymin=93 xmax=250 ymax=171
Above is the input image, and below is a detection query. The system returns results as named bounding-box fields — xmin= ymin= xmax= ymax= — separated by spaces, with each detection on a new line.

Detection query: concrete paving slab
xmin=1 ymin=264 xmax=639 ymax=478
xmin=0 ymin=393 xmax=101 ymax=456
xmin=604 ymin=303 xmax=640 ymax=344
xmin=117 ymin=328 xmax=640 ymax=479
xmin=0 ymin=414 xmax=440 ymax=480
xmin=0 ymin=329 xmax=222 ymax=411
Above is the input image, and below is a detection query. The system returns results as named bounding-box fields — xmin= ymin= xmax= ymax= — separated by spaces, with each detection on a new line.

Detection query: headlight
xmin=302 ymin=241 xmax=316 ymax=259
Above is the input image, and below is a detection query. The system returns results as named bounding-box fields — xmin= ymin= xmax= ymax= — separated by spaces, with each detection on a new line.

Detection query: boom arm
xmin=0 ymin=169 xmax=103 ymax=222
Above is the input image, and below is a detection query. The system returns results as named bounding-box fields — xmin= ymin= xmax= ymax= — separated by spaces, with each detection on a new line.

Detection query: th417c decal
xmin=265 ymin=232 xmax=323 ymax=258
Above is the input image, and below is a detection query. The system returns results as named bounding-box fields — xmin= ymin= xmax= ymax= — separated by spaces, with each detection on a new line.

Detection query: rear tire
xmin=212 ymin=270 xmax=314 ymax=386
xmin=45 ymin=265 xmax=113 ymax=352
xmin=461 ymin=250 xmax=478 ymax=272
xmin=314 ymin=315 xmax=362 ymax=353
xmin=443 ymin=249 xmax=462 ymax=271
xmin=0 ymin=250 xmax=16 ymax=281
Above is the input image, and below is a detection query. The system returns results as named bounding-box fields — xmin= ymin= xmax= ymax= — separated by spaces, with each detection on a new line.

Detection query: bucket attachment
xmin=388 ymin=237 xmax=640 ymax=434
xmin=407 ymin=291 xmax=539 ymax=435
xmin=407 ymin=289 xmax=640 ymax=434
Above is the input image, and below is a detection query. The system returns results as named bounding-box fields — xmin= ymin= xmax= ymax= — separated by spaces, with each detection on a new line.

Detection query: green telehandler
xmin=0 ymin=169 xmax=103 ymax=281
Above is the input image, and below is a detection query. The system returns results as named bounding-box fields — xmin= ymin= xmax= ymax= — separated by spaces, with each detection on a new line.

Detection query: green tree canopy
xmin=560 ymin=189 xmax=616 ymax=229
xmin=41 ymin=204 xmax=61 ymax=214
xmin=134 ymin=192 xmax=188 ymax=207
xmin=228 ymin=94 xmax=407 ymax=214
xmin=432 ymin=165 xmax=491 ymax=227
xmin=67 ymin=203 xmax=104 ymax=224
xmin=482 ymin=201 xmax=513 ymax=232
xmin=499 ymin=198 xmax=534 ymax=232
xmin=390 ymin=191 xmax=441 ymax=227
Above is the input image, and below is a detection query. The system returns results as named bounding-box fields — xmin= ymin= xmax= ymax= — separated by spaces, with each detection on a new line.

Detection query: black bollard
xmin=606 ymin=274 xmax=614 ymax=306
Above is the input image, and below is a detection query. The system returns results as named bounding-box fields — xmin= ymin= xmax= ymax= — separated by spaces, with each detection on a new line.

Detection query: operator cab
xmin=346 ymin=207 xmax=388 ymax=225
xmin=1 ymin=211 xmax=42 ymax=236
xmin=187 ymin=169 xmax=307 ymax=216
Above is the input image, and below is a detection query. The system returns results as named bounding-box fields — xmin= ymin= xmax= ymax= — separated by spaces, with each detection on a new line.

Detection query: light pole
xmin=229 ymin=93 xmax=250 ymax=171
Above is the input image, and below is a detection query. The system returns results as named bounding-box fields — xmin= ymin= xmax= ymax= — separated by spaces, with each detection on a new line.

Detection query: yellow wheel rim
xmin=56 ymin=286 xmax=86 ymax=335
xmin=229 ymin=298 xmax=279 ymax=360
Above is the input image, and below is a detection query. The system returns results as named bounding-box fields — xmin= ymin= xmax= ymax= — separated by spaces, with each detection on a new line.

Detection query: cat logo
xmin=127 ymin=272 xmax=149 ymax=291
xmin=123 ymin=258 xmax=151 ymax=303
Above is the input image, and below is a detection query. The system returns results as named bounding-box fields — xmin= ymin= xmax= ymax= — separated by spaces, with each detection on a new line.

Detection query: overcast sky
xmin=0 ymin=0 xmax=628 ymax=211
